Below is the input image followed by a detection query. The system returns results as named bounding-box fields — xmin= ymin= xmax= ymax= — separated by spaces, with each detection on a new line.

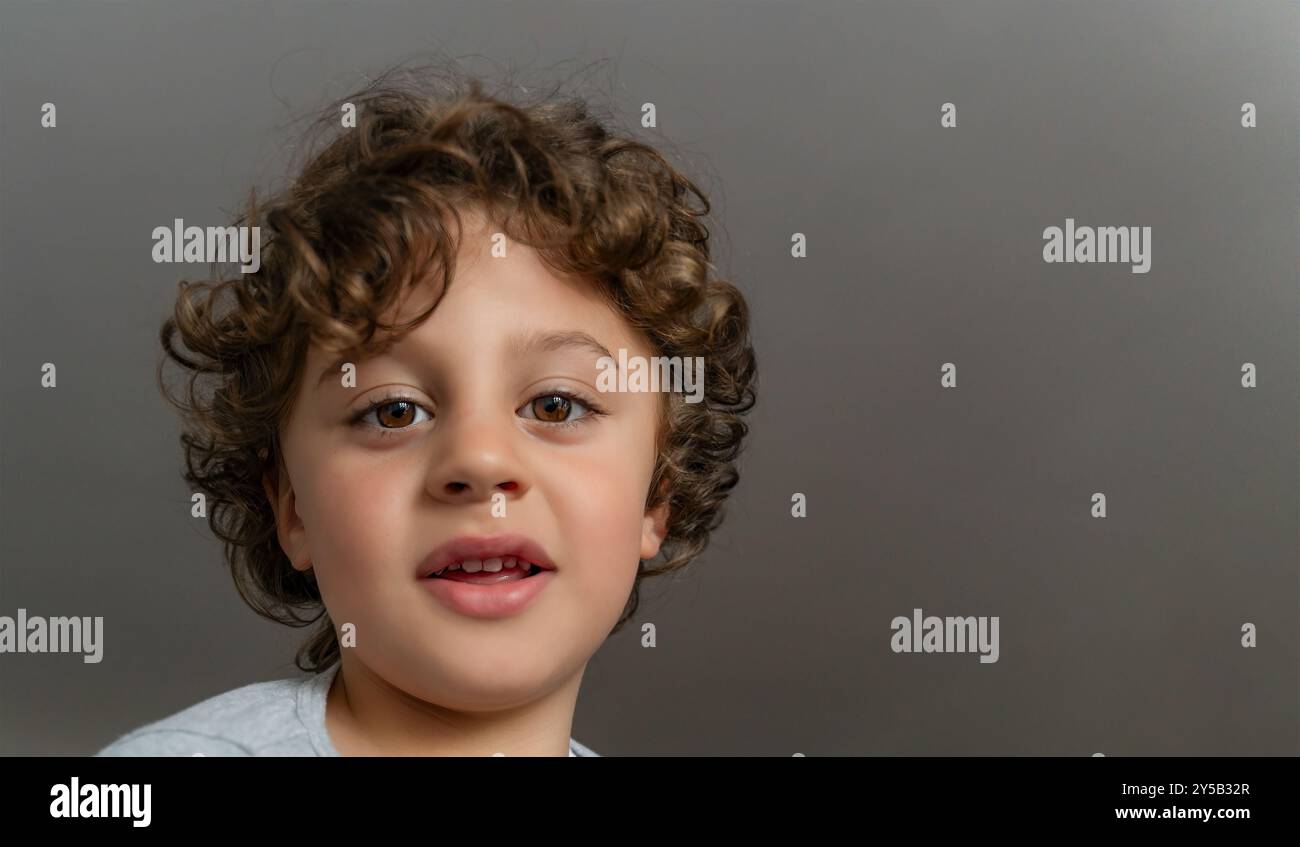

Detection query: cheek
xmin=295 ymin=456 xmax=413 ymax=591
xmin=544 ymin=421 xmax=658 ymax=593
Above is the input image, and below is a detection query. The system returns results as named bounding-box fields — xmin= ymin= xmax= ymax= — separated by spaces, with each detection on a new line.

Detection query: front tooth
xmin=461 ymin=559 xmax=483 ymax=573
xmin=483 ymin=557 xmax=503 ymax=572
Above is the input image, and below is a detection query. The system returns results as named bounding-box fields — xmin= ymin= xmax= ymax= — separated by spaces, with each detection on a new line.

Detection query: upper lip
xmin=418 ymin=533 xmax=557 ymax=578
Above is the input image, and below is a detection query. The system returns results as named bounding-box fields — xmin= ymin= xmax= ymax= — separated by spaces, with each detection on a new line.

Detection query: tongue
xmin=437 ymin=567 xmax=531 ymax=585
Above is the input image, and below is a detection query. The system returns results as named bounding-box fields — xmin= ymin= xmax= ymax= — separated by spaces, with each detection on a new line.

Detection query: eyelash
xmin=351 ymin=389 xmax=608 ymax=439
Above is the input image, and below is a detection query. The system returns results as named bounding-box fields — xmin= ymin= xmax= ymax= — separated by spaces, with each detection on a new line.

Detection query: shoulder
xmin=96 ymin=673 xmax=325 ymax=757
xmin=569 ymin=737 xmax=600 ymax=757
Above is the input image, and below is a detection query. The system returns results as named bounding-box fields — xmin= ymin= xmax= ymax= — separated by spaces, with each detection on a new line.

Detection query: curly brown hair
xmin=158 ymin=64 xmax=756 ymax=673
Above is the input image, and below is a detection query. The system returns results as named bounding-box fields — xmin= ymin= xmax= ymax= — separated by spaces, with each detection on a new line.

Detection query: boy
xmin=98 ymin=67 xmax=756 ymax=757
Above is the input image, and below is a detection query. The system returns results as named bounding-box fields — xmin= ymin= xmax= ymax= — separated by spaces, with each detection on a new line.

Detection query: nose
xmin=426 ymin=405 xmax=530 ymax=507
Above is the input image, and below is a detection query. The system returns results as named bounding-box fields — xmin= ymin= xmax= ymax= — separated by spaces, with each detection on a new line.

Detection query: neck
xmin=323 ymin=652 xmax=585 ymax=757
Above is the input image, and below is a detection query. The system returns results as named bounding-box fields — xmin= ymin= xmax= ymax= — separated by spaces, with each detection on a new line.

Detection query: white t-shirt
xmin=95 ymin=662 xmax=599 ymax=757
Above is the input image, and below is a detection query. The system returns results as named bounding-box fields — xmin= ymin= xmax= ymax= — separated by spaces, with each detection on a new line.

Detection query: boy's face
xmin=266 ymin=210 xmax=669 ymax=709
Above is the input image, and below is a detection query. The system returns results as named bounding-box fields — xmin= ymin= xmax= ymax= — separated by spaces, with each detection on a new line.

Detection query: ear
xmin=262 ymin=456 xmax=313 ymax=573
xmin=640 ymin=501 xmax=670 ymax=561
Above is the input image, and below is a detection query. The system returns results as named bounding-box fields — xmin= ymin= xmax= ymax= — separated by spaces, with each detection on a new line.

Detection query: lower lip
xmin=420 ymin=568 xmax=556 ymax=619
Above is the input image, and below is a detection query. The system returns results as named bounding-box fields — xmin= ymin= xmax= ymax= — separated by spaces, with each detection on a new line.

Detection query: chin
xmin=399 ymin=651 xmax=577 ymax=710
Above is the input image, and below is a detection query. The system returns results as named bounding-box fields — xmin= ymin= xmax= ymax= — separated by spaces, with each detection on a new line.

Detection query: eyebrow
xmin=507 ymin=329 xmax=614 ymax=363
xmin=313 ymin=330 xmax=616 ymax=390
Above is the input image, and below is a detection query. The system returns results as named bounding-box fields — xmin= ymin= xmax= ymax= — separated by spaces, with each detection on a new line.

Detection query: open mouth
xmin=424 ymin=557 xmax=548 ymax=584
xmin=418 ymin=535 xmax=557 ymax=617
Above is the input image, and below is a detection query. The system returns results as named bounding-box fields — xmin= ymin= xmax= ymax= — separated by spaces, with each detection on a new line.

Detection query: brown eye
xmin=356 ymin=397 xmax=432 ymax=432
xmin=375 ymin=400 xmax=417 ymax=428
xmin=516 ymin=391 xmax=600 ymax=426
xmin=531 ymin=394 xmax=571 ymax=423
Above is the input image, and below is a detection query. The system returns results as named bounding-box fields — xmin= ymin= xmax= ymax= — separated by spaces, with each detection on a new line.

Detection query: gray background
xmin=1 ymin=0 xmax=1296 ymax=755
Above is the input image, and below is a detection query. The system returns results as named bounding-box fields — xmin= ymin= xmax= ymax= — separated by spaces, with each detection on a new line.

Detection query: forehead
xmin=303 ymin=210 xmax=652 ymax=377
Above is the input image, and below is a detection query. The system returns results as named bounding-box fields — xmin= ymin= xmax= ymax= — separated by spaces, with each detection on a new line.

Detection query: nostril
xmin=497 ymin=481 xmax=519 ymax=492
xmin=446 ymin=482 xmax=469 ymax=494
